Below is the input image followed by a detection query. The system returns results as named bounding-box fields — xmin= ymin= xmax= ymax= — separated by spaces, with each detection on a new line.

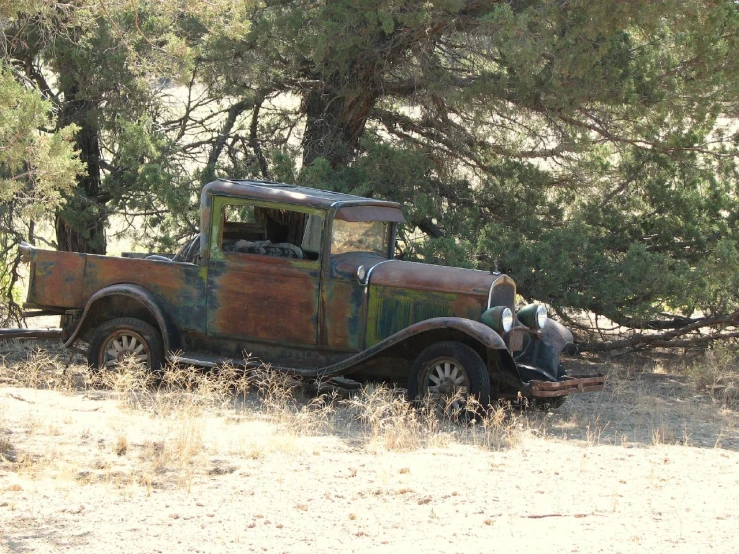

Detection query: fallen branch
xmin=575 ymin=310 xmax=739 ymax=353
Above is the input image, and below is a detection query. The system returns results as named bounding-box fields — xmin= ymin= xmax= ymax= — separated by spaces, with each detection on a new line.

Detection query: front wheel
xmin=87 ymin=317 xmax=164 ymax=371
xmin=407 ymin=341 xmax=491 ymax=415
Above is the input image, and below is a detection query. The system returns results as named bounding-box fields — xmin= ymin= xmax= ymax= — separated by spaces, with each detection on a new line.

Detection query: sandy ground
xmin=1 ymin=348 xmax=739 ymax=553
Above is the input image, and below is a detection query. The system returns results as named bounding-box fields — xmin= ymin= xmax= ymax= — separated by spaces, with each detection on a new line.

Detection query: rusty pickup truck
xmin=10 ymin=179 xmax=604 ymax=410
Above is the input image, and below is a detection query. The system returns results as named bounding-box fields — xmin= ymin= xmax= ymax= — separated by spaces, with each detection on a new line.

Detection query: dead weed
xmin=687 ymin=343 xmax=739 ymax=408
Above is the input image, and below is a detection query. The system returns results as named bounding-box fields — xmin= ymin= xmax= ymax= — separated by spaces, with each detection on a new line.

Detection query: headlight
xmin=536 ymin=304 xmax=548 ymax=328
xmin=518 ymin=303 xmax=548 ymax=330
xmin=481 ymin=306 xmax=514 ymax=334
xmin=355 ymin=265 xmax=367 ymax=284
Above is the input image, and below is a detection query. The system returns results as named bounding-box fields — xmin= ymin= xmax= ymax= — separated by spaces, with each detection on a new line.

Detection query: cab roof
xmin=204 ymin=179 xmax=404 ymax=211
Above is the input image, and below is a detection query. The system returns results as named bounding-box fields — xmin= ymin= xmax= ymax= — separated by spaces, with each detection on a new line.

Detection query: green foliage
xmin=0 ymin=70 xmax=81 ymax=216
xmin=0 ymin=66 xmax=82 ymax=325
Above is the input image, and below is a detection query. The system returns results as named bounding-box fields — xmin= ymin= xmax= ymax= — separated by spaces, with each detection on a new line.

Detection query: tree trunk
xmin=55 ymin=90 xmax=107 ymax=255
xmin=301 ymin=78 xmax=378 ymax=169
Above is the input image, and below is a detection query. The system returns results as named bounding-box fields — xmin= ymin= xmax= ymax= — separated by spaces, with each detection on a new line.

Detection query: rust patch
xmin=207 ymin=256 xmax=320 ymax=345
xmin=368 ymin=259 xmax=495 ymax=296
xmin=81 ymin=255 xmax=208 ymax=333
xmin=530 ymin=374 xmax=606 ymax=397
xmin=321 ymin=280 xmax=365 ymax=350
xmin=366 ymin=286 xmax=484 ymax=346
xmin=27 ymin=249 xmax=86 ymax=308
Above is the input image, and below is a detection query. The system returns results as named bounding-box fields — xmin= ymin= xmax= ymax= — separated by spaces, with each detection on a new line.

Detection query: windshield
xmin=331 ymin=220 xmax=390 ymax=257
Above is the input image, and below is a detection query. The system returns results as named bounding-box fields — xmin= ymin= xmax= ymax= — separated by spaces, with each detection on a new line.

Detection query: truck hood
xmin=368 ymin=259 xmax=496 ymax=298
xmin=361 ymin=259 xmax=517 ymax=346
xmin=330 ymin=254 xmax=516 ymax=313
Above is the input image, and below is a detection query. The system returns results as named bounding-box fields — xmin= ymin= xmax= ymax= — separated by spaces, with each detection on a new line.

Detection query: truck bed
xmin=23 ymin=247 xmax=208 ymax=335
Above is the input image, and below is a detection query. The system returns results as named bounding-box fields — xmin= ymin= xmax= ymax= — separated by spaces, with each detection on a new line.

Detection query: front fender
xmin=278 ymin=317 xmax=511 ymax=379
xmin=63 ymin=284 xmax=182 ymax=353
xmin=514 ymin=318 xmax=574 ymax=381
xmin=390 ymin=316 xmax=509 ymax=351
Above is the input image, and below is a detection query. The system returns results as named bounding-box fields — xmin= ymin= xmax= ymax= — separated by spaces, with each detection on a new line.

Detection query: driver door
xmin=205 ymin=197 xmax=324 ymax=350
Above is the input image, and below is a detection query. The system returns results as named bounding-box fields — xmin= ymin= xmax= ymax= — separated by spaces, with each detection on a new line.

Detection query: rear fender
xmin=63 ymin=284 xmax=182 ymax=353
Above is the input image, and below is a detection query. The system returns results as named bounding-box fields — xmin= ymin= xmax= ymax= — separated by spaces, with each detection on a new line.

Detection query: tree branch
xmin=249 ymin=93 xmax=270 ymax=179
xmin=577 ymin=310 xmax=739 ymax=352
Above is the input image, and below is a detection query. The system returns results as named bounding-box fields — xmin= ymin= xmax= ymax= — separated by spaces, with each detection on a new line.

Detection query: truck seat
xmin=228 ymin=239 xmax=303 ymax=259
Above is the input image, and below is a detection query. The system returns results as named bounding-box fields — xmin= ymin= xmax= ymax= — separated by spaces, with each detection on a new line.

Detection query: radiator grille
xmin=488 ymin=278 xmax=515 ymax=310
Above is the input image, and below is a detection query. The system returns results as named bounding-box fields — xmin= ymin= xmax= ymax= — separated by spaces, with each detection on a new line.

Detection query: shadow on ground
xmin=533 ymin=355 xmax=739 ymax=450
xmin=2 ymin=340 xmax=738 ymax=452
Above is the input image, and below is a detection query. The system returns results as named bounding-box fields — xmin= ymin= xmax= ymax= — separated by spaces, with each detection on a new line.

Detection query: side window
xmin=219 ymin=202 xmax=323 ymax=261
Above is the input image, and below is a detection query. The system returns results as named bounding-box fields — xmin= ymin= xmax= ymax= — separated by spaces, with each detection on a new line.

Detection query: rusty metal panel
xmin=321 ymin=280 xmax=365 ymax=350
xmin=369 ymin=260 xmax=494 ymax=296
xmin=206 ymin=256 xmax=320 ymax=345
xmin=27 ymin=249 xmax=86 ymax=309
xmin=531 ymin=374 xmax=606 ymax=397
xmin=364 ymin=260 xmax=493 ymax=346
xmin=80 ymin=255 xmax=208 ymax=333
xmin=366 ymin=286 xmax=486 ymax=346
xmin=324 ymin=252 xmax=397 ymax=351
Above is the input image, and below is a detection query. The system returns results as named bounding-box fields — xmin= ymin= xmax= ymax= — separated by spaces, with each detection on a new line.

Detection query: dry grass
xmin=0 ymin=341 xmax=532 ymax=488
xmin=686 ymin=343 xmax=739 ymax=408
xmin=1 ymin=339 xmax=738 ymax=492
xmin=2 ymin=340 xmax=739 ymax=553
xmin=0 ymin=434 xmax=13 ymax=462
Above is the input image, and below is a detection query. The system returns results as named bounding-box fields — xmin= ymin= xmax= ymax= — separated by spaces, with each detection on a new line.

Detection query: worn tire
xmin=407 ymin=341 xmax=491 ymax=414
xmin=87 ymin=317 xmax=164 ymax=371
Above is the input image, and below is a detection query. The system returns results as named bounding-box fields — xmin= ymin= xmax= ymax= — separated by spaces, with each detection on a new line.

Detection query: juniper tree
xmin=1 ymin=0 xmax=209 ymax=255
xmin=0 ymin=66 xmax=81 ymax=323
xmin=2 ymin=0 xmax=737 ymax=348
xmin=197 ymin=0 xmax=739 ymax=348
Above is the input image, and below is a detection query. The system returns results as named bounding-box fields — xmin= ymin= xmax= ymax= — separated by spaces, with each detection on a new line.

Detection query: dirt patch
xmin=0 ymin=342 xmax=738 ymax=553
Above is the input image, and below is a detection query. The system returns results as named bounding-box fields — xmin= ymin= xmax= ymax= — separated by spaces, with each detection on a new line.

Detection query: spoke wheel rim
xmin=98 ymin=329 xmax=152 ymax=368
xmin=421 ymin=356 xmax=471 ymax=414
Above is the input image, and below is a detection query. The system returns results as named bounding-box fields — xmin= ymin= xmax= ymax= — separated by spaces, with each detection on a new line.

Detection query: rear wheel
xmin=87 ymin=317 xmax=163 ymax=371
xmin=407 ymin=341 xmax=491 ymax=415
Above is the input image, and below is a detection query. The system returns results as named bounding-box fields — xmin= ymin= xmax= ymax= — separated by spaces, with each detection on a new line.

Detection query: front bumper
xmin=529 ymin=374 xmax=606 ymax=398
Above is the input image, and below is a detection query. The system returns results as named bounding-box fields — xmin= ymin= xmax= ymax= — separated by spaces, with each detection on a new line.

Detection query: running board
xmin=167 ymin=352 xmax=314 ymax=374
xmin=168 ymin=353 xmax=245 ymax=369
xmin=167 ymin=353 xmax=362 ymax=389
xmin=0 ymin=328 xmax=63 ymax=341
xmin=167 ymin=350 xmax=362 ymax=379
